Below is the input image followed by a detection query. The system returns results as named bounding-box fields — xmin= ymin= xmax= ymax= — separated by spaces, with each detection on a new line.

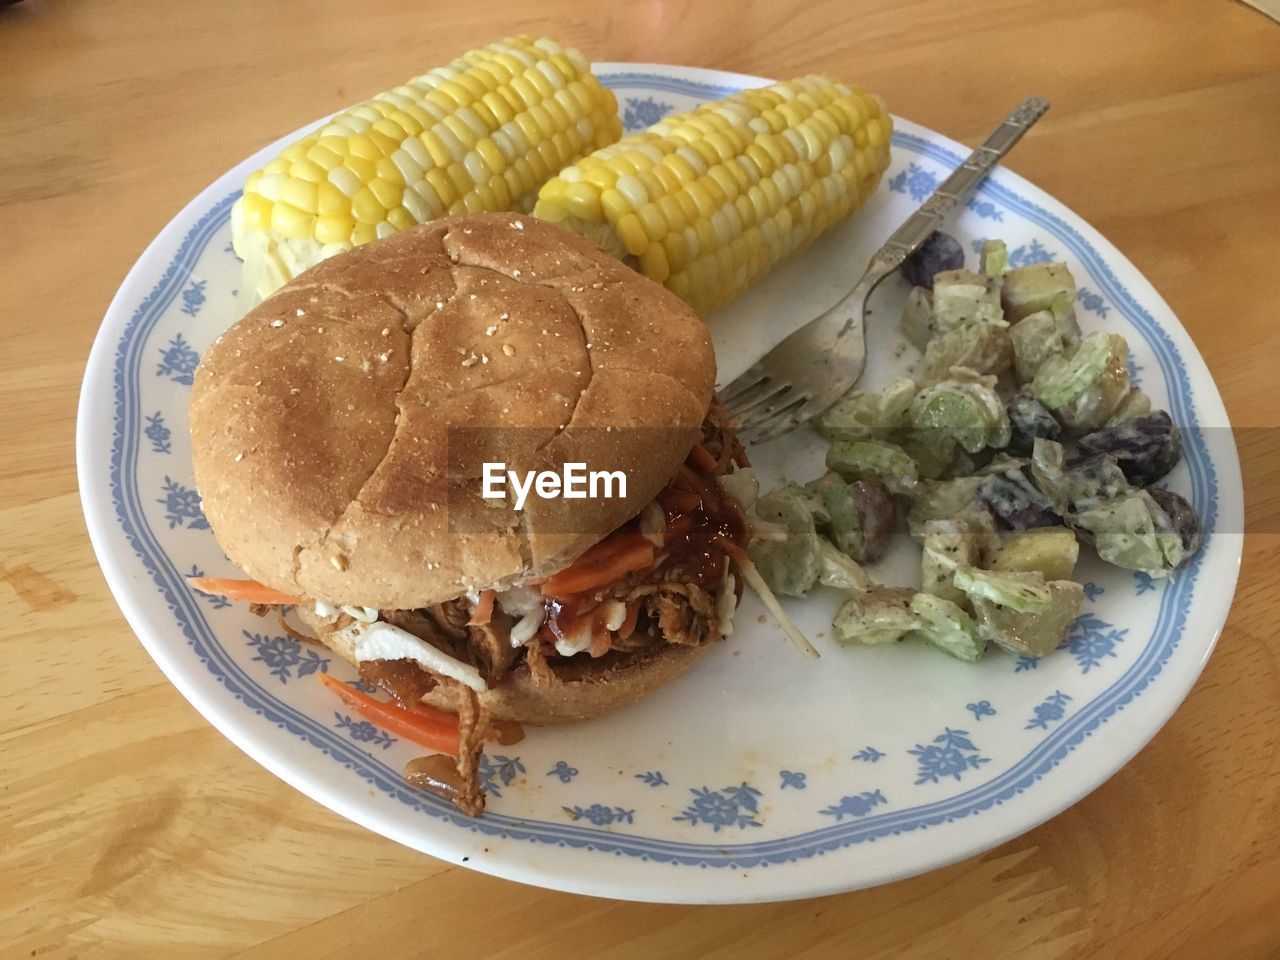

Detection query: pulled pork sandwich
xmin=188 ymin=212 xmax=766 ymax=815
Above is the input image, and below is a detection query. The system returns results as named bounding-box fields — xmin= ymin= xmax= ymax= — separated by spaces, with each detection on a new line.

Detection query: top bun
xmin=191 ymin=213 xmax=714 ymax=609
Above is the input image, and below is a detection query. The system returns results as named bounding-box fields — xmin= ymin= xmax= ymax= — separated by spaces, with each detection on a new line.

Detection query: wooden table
xmin=3 ymin=0 xmax=1278 ymax=956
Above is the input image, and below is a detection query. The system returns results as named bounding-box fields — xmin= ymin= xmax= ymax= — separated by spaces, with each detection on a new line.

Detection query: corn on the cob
xmin=533 ymin=76 xmax=892 ymax=316
xmin=231 ymin=36 xmax=623 ymax=307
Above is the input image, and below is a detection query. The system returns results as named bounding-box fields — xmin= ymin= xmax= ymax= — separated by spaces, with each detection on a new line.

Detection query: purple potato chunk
xmin=1007 ymin=394 xmax=1063 ymax=456
xmin=901 ymin=231 xmax=965 ymax=290
xmin=1077 ymin=410 xmax=1182 ymax=487
xmin=978 ymin=462 xmax=1062 ymax=530
xmin=1147 ymin=487 xmax=1204 ymax=568
xmin=851 ymin=479 xmax=897 ymax=563
xmin=806 ymin=472 xmax=897 ymax=564
xmin=1061 ymin=452 xmax=1133 ymax=504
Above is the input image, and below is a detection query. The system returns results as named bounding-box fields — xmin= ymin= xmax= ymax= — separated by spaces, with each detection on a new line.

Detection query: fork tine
xmin=731 ymin=382 xmax=795 ymax=424
xmin=718 ymin=364 xmax=769 ymax=406
xmin=740 ymin=395 xmax=810 ymax=445
xmin=722 ymin=378 xmax=779 ymax=419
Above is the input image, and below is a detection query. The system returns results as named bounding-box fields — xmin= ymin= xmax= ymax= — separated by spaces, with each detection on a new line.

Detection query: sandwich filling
xmin=302 ymin=401 xmax=751 ymax=814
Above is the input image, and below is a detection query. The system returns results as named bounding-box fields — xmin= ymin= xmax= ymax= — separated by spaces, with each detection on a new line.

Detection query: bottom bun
xmin=418 ymin=643 xmax=708 ymax=725
xmin=301 ymin=608 xmax=709 ymax=725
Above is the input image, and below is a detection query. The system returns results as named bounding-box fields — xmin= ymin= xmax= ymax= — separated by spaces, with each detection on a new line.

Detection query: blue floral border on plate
xmin=106 ymin=75 xmax=1218 ymax=868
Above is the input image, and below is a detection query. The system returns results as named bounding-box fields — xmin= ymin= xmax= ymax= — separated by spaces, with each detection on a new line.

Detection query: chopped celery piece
xmin=909 ymin=593 xmax=986 ymax=661
xmin=827 ymin=439 xmax=918 ymax=492
xmin=1009 ymin=310 xmax=1067 ymax=385
xmin=910 ymin=377 xmax=1011 ymax=454
xmin=952 ymin=566 xmax=1053 ymax=613
xmin=1031 ymin=331 xmax=1130 ymax=422
xmin=815 ymin=377 xmax=915 ymax=442
xmin=748 ymin=488 xmax=823 ymax=596
xmin=920 ymin=518 xmax=984 ymax=606
xmin=979 ymin=239 xmax=1008 ymax=278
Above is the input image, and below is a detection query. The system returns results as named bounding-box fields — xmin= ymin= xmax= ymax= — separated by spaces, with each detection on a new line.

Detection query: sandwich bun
xmin=191 ymin=212 xmax=715 ymax=610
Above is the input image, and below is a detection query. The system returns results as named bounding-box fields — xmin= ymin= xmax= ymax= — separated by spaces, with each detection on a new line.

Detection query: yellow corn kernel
xmin=636 ymin=202 xmax=667 ymax=242
xmin=694 ymin=218 xmax=716 ymax=254
xmin=656 ymin=194 xmax=684 ymax=232
xmin=600 ymin=188 xmax=632 ymax=222
xmin=270 ymin=202 xmax=314 ymax=240
xmin=502 ymin=167 xmax=526 ymax=206
xmin=418 ymin=131 xmax=453 ymax=169
xmin=444 ymin=162 xmax=471 ymax=197
xmin=475 ymin=138 xmax=506 ymax=175
xmin=510 ymin=156 xmax=537 ymax=196
xmin=315 ymin=213 xmax=355 ymax=245
xmin=583 ymin=165 xmax=618 ymax=191
xmin=487 ymin=173 xmax=511 ymax=210
xmin=351 ymin=187 xmax=385 ymax=224
xmin=346 ymin=134 xmax=381 ymax=161
xmin=343 ymin=155 xmax=376 ymax=184
xmin=615 ymin=214 xmax=649 ymax=256
xmin=280 ymin=179 xmax=319 ymax=215
xmin=509 ymin=75 xmax=540 ymax=110
xmin=673 ymin=190 xmax=700 ymax=226
xmin=707 ymin=165 xmax=739 ymax=202
xmin=373 ymin=156 xmax=405 ymax=187
xmin=289 ymin=159 xmax=327 ymax=185
xmin=368 ymin=177 xmax=402 ymax=210
xmin=240 ymin=192 xmax=274 ymax=231
xmin=662 ymin=231 xmax=688 ymax=271
xmin=685 ymin=181 xmax=716 ymax=218
xmin=387 ymin=110 xmax=424 ymax=137
xmin=564 ymin=181 xmax=604 ymax=221
xmin=442 ymin=114 xmax=477 ymax=152
xmin=639 ymin=242 xmax=670 ymax=282
xmin=482 ymin=90 xmax=516 ymax=125
xmin=605 ymin=155 xmax=639 ymax=178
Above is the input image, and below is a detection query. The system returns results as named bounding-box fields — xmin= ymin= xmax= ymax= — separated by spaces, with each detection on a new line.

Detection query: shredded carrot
xmin=319 ymin=673 xmax=460 ymax=754
xmin=715 ymin=536 xmax=751 ymax=568
xmin=721 ymin=494 xmax=753 ymax=548
xmin=188 ymin=577 xmax=303 ymax=606
xmin=540 ymin=533 xmax=655 ymax=598
xmin=321 ymin=675 xmax=519 ymax=744
xmin=687 ymin=443 xmax=718 ymax=473
xmin=618 ymin=602 xmax=639 ymax=640
xmin=658 ymin=488 xmax=703 ymax=514
xmin=468 ymin=589 xmax=496 ymax=626
xmin=673 ymin=464 xmax=705 ymax=491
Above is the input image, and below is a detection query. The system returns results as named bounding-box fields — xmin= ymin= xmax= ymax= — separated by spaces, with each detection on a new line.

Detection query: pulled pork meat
xmin=627 ymin=582 xmax=718 ymax=647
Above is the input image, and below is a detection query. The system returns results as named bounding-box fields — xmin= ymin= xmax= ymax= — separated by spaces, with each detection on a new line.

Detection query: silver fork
xmin=722 ymin=96 xmax=1051 ymax=445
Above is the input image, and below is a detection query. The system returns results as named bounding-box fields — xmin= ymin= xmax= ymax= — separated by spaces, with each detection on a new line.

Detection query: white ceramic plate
xmin=78 ymin=63 xmax=1243 ymax=903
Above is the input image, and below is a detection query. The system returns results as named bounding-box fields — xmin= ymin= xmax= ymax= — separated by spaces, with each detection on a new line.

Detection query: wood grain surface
xmin=2 ymin=0 xmax=1278 ymax=956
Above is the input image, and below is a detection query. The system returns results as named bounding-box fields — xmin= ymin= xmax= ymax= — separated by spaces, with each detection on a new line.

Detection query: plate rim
xmin=77 ymin=61 xmax=1244 ymax=903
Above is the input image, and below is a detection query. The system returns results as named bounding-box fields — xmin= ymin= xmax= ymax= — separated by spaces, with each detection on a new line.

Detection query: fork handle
xmin=862 ymin=96 xmax=1051 ymax=281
